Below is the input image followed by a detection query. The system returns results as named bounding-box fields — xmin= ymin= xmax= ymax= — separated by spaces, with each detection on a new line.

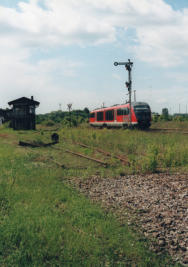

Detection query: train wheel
xmin=123 ymin=125 xmax=128 ymax=130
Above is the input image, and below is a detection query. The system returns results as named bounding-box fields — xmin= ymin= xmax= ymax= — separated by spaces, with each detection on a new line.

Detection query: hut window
xmin=29 ymin=107 xmax=35 ymax=114
xmin=14 ymin=107 xmax=26 ymax=115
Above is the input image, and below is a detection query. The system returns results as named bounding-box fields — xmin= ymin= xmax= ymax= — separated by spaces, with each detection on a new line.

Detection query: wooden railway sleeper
xmin=75 ymin=142 xmax=130 ymax=165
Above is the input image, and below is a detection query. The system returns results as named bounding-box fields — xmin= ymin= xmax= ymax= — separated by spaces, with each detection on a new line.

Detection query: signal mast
xmin=114 ymin=59 xmax=133 ymax=126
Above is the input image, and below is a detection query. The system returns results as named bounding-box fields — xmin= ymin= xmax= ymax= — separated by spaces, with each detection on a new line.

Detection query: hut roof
xmin=8 ymin=97 xmax=40 ymax=107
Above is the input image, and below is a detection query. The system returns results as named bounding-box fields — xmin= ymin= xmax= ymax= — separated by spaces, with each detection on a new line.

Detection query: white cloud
xmin=0 ymin=0 xmax=188 ymax=67
xmin=0 ymin=36 xmax=84 ymax=112
xmin=0 ymin=0 xmax=188 ymax=65
xmin=0 ymin=0 xmax=188 ymax=113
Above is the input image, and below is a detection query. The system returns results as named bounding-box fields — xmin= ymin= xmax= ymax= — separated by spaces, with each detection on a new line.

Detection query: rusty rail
xmin=65 ymin=149 xmax=108 ymax=167
xmin=150 ymin=128 xmax=188 ymax=134
xmin=75 ymin=142 xmax=129 ymax=165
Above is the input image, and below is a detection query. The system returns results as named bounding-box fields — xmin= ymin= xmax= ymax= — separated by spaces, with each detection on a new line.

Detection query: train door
xmin=123 ymin=108 xmax=129 ymax=123
xmin=114 ymin=109 xmax=117 ymax=122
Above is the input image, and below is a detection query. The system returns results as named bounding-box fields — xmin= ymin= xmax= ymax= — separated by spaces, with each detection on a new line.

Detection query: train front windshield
xmin=134 ymin=105 xmax=151 ymax=121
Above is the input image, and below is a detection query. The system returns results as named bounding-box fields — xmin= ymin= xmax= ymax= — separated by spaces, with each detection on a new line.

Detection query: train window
xmin=134 ymin=105 xmax=150 ymax=111
xmin=90 ymin=113 xmax=95 ymax=118
xmin=117 ymin=108 xmax=129 ymax=116
xmin=97 ymin=111 xmax=104 ymax=121
xmin=117 ymin=109 xmax=122 ymax=116
xmin=105 ymin=110 xmax=114 ymax=121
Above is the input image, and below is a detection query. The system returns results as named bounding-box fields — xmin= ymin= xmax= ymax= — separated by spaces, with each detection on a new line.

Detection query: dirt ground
xmin=69 ymin=173 xmax=188 ymax=265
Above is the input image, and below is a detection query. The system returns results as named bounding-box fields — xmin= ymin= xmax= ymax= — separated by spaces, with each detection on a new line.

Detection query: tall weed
xmin=141 ymin=145 xmax=159 ymax=173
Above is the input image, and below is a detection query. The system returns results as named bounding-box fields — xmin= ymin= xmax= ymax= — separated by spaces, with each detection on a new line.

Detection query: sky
xmin=0 ymin=0 xmax=188 ymax=114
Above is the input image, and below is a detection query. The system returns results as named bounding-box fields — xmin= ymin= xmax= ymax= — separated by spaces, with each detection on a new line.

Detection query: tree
xmin=83 ymin=107 xmax=89 ymax=114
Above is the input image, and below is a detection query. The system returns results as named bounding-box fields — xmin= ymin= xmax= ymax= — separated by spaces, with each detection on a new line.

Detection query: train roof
xmin=91 ymin=102 xmax=150 ymax=113
xmin=132 ymin=102 xmax=149 ymax=106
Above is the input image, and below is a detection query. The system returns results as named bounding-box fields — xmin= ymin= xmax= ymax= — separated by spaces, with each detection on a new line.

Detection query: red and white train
xmin=89 ymin=102 xmax=152 ymax=129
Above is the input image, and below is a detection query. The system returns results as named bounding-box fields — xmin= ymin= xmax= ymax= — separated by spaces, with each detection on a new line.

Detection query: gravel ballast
xmin=70 ymin=173 xmax=188 ymax=265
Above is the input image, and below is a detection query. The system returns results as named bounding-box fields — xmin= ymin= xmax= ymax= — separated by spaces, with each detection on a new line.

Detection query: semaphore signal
xmin=114 ymin=59 xmax=133 ymax=126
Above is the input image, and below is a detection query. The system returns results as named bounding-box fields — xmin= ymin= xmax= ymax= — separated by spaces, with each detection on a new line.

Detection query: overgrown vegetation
xmin=152 ymin=112 xmax=188 ymax=123
xmin=151 ymin=119 xmax=188 ymax=129
xmin=0 ymin=123 xmax=186 ymax=266
xmin=36 ymin=108 xmax=89 ymax=128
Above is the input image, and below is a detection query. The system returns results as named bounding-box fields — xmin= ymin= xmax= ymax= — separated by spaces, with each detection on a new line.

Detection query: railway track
xmin=75 ymin=142 xmax=129 ymax=165
xmin=19 ymin=136 xmax=130 ymax=168
xmin=49 ymin=137 xmax=129 ymax=168
xmin=149 ymin=128 xmax=188 ymax=134
xmin=19 ymin=127 xmax=187 ymax=170
xmin=89 ymin=127 xmax=188 ymax=134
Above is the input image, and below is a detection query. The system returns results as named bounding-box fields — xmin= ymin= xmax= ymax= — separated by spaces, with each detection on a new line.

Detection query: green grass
xmin=151 ymin=120 xmax=188 ymax=129
xmin=0 ymin=125 xmax=185 ymax=266
xmin=56 ymin=126 xmax=188 ymax=175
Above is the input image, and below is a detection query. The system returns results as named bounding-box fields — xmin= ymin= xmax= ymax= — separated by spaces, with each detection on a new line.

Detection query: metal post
xmin=114 ymin=59 xmax=133 ymax=126
xmin=59 ymin=103 xmax=62 ymax=111
xmin=67 ymin=103 xmax=72 ymax=127
xmin=128 ymin=63 xmax=132 ymax=125
xmin=134 ymin=90 xmax=136 ymax=102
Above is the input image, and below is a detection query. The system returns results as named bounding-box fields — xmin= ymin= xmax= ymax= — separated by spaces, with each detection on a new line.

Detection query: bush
xmin=62 ymin=117 xmax=78 ymax=128
xmin=1 ymin=121 xmax=11 ymax=128
xmin=42 ymin=120 xmax=55 ymax=127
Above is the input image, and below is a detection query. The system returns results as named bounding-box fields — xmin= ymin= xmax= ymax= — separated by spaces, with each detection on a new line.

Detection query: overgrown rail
xmin=149 ymin=128 xmax=188 ymax=134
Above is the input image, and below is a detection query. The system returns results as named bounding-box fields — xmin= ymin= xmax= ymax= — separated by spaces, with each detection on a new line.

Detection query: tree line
xmin=36 ymin=107 xmax=90 ymax=127
xmin=152 ymin=108 xmax=188 ymax=122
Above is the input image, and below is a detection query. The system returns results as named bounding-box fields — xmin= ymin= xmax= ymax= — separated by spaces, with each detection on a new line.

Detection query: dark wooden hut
xmin=8 ymin=96 xmax=40 ymax=130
